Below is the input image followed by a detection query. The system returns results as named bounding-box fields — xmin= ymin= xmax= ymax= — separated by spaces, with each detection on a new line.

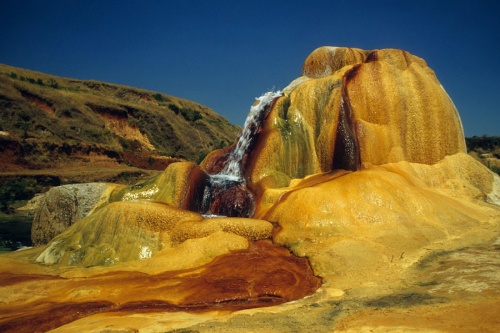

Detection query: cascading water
xmin=201 ymin=91 xmax=282 ymax=217
xmin=220 ymin=90 xmax=283 ymax=179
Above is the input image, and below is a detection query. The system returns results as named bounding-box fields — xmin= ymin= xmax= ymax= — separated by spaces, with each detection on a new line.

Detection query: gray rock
xmin=31 ymin=183 xmax=108 ymax=246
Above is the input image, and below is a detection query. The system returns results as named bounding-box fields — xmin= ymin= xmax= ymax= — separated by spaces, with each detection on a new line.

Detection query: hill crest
xmin=0 ymin=63 xmax=240 ymax=172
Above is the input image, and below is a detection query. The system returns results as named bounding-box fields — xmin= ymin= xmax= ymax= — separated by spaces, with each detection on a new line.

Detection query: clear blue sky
xmin=1 ymin=0 xmax=499 ymax=136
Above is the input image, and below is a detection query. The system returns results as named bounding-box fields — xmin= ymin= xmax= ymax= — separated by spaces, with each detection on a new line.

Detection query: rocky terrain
xmin=0 ymin=64 xmax=240 ymax=234
xmin=0 ymin=47 xmax=499 ymax=332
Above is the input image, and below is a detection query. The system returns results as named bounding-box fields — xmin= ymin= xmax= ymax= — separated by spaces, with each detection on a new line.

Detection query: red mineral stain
xmin=0 ymin=241 xmax=322 ymax=332
xmin=331 ymin=87 xmax=360 ymax=172
xmin=180 ymin=240 xmax=322 ymax=307
xmin=0 ymin=301 xmax=116 ymax=333
xmin=0 ymin=272 xmax=63 ymax=286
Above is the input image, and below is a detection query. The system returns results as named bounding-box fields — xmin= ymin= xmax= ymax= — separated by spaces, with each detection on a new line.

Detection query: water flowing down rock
xmin=1 ymin=46 xmax=499 ymax=332
xmin=219 ymin=91 xmax=283 ymax=179
xmin=197 ymin=91 xmax=282 ymax=217
xmin=200 ymin=175 xmax=256 ymax=217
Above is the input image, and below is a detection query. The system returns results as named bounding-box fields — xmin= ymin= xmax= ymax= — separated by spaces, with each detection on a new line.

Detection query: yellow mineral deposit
xmin=1 ymin=46 xmax=499 ymax=333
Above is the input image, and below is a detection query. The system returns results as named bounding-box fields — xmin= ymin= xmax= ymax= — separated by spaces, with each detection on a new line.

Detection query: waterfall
xmin=219 ymin=90 xmax=282 ymax=180
xmin=201 ymin=90 xmax=282 ymax=217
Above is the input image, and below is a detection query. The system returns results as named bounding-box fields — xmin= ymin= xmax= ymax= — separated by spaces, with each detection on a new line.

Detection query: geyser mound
xmin=3 ymin=46 xmax=499 ymax=332
xmin=30 ymin=46 xmax=499 ymax=273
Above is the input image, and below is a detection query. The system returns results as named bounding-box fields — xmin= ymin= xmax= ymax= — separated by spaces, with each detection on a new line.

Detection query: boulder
xmin=35 ymin=200 xmax=203 ymax=266
xmin=31 ymin=183 xmax=119 ymax=246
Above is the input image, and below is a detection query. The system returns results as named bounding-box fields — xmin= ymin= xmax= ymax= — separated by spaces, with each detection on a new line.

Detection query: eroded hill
xmin=0 ymin=64 xmax=240 ymax=171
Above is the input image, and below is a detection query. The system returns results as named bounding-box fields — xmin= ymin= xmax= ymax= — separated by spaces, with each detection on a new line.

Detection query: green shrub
xmin=47 ymin=79 xmax=59 ymax=89
xmin=168 ymin=104 xmax=180 ymax=114
xmin=128 ymin=118 xmax=139 ymax=127
xmin=196 ymin=150 xmax=208 ymax=164
xmin=0 ymin=177 xmax=40 ymax=212
xmin=153 ymin=93 xmax=163 ymax=102
xmin=65 ymin=85 xmax=81 ymax=92
xmin=20 ymin=121 xmax=31 ymax=139
xmin=490 ymin=166 xmax=500 ymax=175
xmin=180 ymin=108 xmax=202 ymax=122
xmin=57 ymin=108 xmax=78 ymax=118
xmin=216 ymin=140 xmax=227 ymax=149
xmin=466 ymin=136 xmax=500 ymax=152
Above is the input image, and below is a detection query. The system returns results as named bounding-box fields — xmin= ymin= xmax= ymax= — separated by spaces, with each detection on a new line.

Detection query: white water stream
xmin=219 ymin=90 xmax=282 ymax=180
xmin=201 ymin=90 xmax=282 ymax=217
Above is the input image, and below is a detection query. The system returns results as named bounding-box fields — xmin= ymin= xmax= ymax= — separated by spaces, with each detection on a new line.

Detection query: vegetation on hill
xmin=466 ymin=136 xmax=500 ymax=175
xmin=0 ymin=63 xmax=240 ymax=171
xmin=0 ymin=63 xmax=242 ymax=216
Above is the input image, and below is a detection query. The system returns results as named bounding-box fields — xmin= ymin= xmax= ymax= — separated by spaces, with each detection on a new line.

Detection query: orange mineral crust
xmin=0 ymin=240 xmax=321 ymax=332
xmin=2 ymin=46 xmax=499 ymax=332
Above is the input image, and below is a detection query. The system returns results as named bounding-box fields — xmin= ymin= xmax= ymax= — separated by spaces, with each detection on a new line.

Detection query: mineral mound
xmin=1 ymin=46 xmax=499 ymax=333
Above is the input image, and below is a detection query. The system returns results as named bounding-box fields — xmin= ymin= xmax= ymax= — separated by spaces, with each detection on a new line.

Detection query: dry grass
xmin=0 ymin=63 xmax=240 ymax=166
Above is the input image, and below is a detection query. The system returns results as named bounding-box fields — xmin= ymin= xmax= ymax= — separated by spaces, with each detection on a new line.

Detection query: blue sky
xmin=1 ymin=0 xmax=499 ymax=136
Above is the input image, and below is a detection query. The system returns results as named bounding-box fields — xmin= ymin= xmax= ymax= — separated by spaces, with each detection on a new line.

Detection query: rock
xmin=171 ymin=217 xmax=273 ymax=243
xmin=302 ymin=46 xmax=368 ymax=78
xmin=203 ymin=179 xmax=256 ymax=217
xmin=1 ymin=240 xmax=321 ymax=332
xmin=35 ymin=200 xmax=204 ymax=266
xmin=116 ymin=161 xmax=209 ymax=211
xmin=31 ymin=183 xmax=118 ymax=246
xmin=35 ymin=199 xmax=273 ymax=267
xmin=2 ymin=46 xmax=499 ymax=332
xmin=258 ymin=156 xmax=499 ymax=284
xmin=247 ymin=47 xmax=466 ymax=191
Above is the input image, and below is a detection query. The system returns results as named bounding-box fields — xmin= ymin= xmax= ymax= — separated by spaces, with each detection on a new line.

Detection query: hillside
xmin=0 ymin=64 xmax=240 ymax=171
